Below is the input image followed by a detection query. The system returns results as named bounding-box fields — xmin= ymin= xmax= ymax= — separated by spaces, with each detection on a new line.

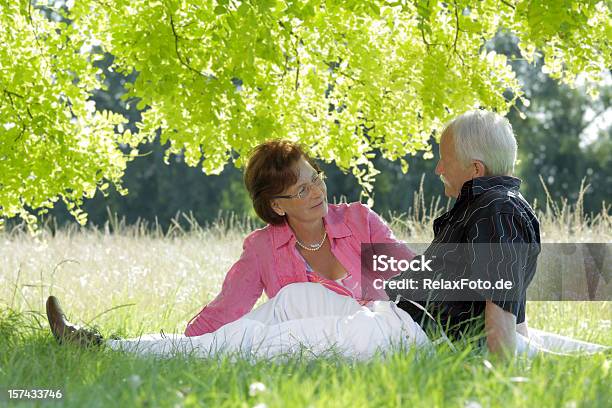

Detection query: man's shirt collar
xmin=458 ymin=176 xmax=521 ymax=202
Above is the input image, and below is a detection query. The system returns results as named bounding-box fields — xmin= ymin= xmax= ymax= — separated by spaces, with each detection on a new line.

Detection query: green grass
xmin=1 ymin=201 xmax=610 ymax=407
xmin=0 ymin=304 xmax=610 ymax=407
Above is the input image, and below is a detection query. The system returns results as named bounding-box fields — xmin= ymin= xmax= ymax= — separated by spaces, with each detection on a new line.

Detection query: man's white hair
xmin=443 ymin=110 xmax=517 ymax=176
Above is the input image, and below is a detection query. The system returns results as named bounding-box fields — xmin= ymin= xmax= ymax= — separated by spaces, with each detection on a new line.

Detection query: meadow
xmin=0 ymin=190 xmax=610 ymax=407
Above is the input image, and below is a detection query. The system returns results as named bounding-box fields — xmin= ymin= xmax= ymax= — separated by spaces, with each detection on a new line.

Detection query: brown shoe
xmin=46 ymin=296 xmax=103 ymax=347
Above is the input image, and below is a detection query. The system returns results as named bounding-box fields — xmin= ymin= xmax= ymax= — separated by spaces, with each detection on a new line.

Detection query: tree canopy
xmin=1 ymin=0 xmax=610 ymax=229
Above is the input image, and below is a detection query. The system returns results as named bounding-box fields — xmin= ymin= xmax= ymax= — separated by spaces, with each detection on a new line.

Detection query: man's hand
xmin=485 ymin=301 xmax=517 ymax=358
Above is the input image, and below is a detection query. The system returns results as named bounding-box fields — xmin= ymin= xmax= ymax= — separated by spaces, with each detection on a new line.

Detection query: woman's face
xmin=271 ymin=157 xmax=328 ymax=223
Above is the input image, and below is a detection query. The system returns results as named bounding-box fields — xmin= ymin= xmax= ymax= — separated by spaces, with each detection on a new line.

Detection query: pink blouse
xmin=184 ymin=202 xmax=415 ymax=336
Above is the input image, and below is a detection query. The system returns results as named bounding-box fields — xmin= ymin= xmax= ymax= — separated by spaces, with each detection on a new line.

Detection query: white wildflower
xmin=127 ymin=374 xmax=142 ymax=390
xmin=248 ymin=382 xmax=267 ymax=397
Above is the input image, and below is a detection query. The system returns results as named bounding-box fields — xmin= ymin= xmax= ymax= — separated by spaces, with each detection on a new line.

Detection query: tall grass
xmin=386 ymin=175 xmax=611 ymax=243
xmin=0 ymin=182 xmax=610 ymax=407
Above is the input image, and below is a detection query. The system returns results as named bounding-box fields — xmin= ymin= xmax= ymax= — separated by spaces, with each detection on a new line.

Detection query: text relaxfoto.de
xmin=371 ymin=255 xmax=514 ymax=291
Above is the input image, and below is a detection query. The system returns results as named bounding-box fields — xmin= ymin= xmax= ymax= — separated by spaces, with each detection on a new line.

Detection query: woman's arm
xmin=184 ymin=236 xmax=264 ymax=336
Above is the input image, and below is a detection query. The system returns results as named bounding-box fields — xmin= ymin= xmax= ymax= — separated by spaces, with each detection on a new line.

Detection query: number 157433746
xmin=5 ymin=388 xmax=64 ymax=400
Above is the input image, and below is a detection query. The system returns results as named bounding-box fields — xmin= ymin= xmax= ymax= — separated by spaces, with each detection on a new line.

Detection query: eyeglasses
xmin=273 ymin=171 xmax=326 ymax=200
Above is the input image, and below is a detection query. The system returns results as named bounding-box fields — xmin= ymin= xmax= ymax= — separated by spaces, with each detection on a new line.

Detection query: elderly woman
xmin=183 ymin=140 xmax=412 ymax=336
xmin=47 ymin=140 xmax=429 ymax=358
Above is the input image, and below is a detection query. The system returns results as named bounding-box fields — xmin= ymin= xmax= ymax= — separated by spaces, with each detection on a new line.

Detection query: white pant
xmin=106 ymin=283 xmax=430 ymax=360
xmin=516 ymin=328 xmax=608 ymax=357
xmin=106 ymin=282 xmax=608 ymax=359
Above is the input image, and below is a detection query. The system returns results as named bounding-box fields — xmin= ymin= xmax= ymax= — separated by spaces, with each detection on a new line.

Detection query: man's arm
xmin=485 ymin=300 xmax=517 ymax=357
xmin=517 ymin=321 xmax=529 ymax=337
xmin=467 ymin=207 xmax=533 ymax=357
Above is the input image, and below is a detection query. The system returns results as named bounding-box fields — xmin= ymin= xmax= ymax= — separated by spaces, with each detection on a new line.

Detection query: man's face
xmin=435 ymin=131 xmax=476 ymax=198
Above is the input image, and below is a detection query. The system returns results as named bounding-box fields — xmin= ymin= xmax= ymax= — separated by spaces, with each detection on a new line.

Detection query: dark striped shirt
xmin=394 ymin=176 xmax=541 ymax=338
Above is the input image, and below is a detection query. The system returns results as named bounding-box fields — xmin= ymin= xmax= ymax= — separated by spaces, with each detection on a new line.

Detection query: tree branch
xmin=420 ymin=24 xmax=430 ymax=48
xmin=3 ymin=89 xmax=25 ymax=100
xmin=577 ymin=108 xmax=607 ymax=138
xmin=447 ymin=3 xmax=465 ymax=66
xmin=2 ymin=89 xmax=29 ymax=142
xmin=276 ymin=20 xmax=291 ymax=83
xmin=168 ymin=12 xmax=207 ymax=78
xmin=416 ymin=0 xmax=442 ymax=48
xmin=27 ymin=1 xmax=52 ymax=78
xmin=293 ymin=36 xmax=301 ymax=90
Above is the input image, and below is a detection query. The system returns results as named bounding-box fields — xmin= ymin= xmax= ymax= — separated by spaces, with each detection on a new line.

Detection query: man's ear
xmin=473 ymin=160 xmax=487 ymax=177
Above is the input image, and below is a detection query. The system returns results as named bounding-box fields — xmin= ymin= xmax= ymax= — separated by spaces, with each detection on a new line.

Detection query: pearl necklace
xmin=296 ymin=231 xmax=327 ymax=251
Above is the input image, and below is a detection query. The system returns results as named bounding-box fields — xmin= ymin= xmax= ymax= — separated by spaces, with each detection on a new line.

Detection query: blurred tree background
xmin=46 ymin=35 xmax=611 ymax=230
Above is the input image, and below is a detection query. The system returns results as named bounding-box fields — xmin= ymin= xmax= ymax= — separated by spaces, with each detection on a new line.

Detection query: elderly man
xmin=389 ymin=110 xmax=541 ymax=357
